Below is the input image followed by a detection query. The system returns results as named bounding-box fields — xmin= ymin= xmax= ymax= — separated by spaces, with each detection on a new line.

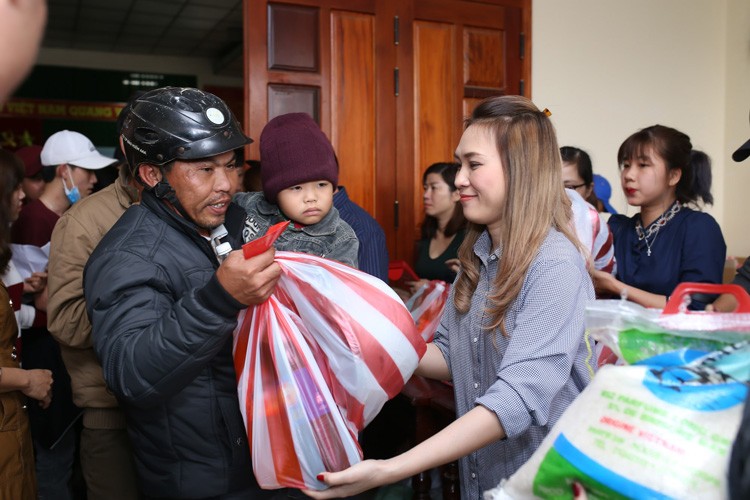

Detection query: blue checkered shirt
xmin=433 ymin=228 xmax=594 ymax=499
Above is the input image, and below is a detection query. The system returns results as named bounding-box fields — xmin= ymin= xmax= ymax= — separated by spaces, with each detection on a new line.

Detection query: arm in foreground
xmin=304 ymin=405 xmax=504 ymax=498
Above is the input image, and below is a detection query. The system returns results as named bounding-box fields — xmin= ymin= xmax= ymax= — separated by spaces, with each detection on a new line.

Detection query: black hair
xmin=560 ymin=146 xmax=593 ymax=186
xmin=41 ymin=164 xmax=56 ymax=183
xmin=420 ymin=162 xmax=466 ymax=240
xmin=0 ymin=149 xmax=25 ymax=272
xmin=244 ymin=159 xmax=262 ymax=192
xmin=617 ymin=124 xmax=713 ymax=206
xmin=690 ymin=150 xmax=713 ymax=205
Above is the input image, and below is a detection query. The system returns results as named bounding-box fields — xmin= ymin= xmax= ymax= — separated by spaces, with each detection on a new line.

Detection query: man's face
xmin=0 ymin=0 xmax=47 ymax=104
xmin=22 ymin=174 xmax=45 ymax=202
xmin=68 ymin=165 xmax=98 ymax=198
xmin=164 ymin=150 xmax=239 ymax=233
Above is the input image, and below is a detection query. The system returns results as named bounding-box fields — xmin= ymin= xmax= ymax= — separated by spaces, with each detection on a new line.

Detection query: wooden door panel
xmin=267 ymin=84 xmax=319 ymax=122
xmin=414 ymin=0 xmax=506 ymax=26
xmin=245 ymin=0 xmax=530 ymax=263
xmin=403 ymin=1 xmax=526 ymax=262
xmin=464 ymin=27 xmax=505 ymax=89
xmin=330 ymin=11 xmax=376 ymax=214
xmin=267 ymin=4 xmax=319 ymax=71
xmin=413 ymin=20 xmax=459 ymax=241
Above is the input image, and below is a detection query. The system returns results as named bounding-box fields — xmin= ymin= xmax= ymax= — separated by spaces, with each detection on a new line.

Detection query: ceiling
xmin=43 ymin=0 xmax=245 ymax=77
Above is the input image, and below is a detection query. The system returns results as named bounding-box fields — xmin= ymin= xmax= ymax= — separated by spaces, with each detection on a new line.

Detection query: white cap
xmin=40 ymin=130 xmax=117 ymax=170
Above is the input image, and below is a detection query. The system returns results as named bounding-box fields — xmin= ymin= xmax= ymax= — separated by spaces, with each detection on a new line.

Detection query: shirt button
xmin=471 ymin=472 xmax=477 ymax=479
xmin=490 ymin=255 xmax=497 ymax=261
xmin=474 ymin=382 xmax=479 ymax=389
xmin=473 ymin=337 xmax=478 ymax=343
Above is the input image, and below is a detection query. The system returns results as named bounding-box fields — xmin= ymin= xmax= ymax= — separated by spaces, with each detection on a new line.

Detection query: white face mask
xmin=62 ymin=165 xmax=81 ymax=204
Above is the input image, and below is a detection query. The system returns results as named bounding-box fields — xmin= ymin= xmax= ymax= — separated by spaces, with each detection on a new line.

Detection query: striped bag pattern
xmin=233 ymin=251 xmax=425 ymax=490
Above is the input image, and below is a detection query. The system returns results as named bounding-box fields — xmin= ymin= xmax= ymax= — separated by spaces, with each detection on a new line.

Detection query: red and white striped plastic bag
xmin=233 ymin=251 xmax=425 ymax=490
xmin=405 ymin=280 xmax=450 ymax=342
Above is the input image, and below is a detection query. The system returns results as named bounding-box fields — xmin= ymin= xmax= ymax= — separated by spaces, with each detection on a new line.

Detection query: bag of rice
xmin=587 ymin=283 xmax=750 ymax=365
xmin=486 ymin=333 xmax=750 ymax=499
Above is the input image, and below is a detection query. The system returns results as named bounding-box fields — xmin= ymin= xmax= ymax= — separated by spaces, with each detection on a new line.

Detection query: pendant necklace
xmin=635 ymin=201 xmax=681 ymax=257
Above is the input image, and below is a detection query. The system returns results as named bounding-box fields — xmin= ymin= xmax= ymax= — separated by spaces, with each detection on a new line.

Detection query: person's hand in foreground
xmin=215 ymin=246 xmax=281 ymax=305
xmin=303 ymin=460 xmax=394 ymax=499
xmin=572 ymin=481 xmax=587 ymax=499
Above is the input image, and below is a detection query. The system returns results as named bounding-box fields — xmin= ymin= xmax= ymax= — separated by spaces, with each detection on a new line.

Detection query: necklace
xmin=635 ymin=201 xmax=681 ymax=257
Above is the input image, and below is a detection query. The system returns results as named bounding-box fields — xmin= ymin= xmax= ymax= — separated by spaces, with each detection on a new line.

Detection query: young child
xmin=592 ymin=125 xmax=726 ymax=309
xmin=233 ymin=113 xmax=358 ymax=267
xmin=306 ymin=96 xmax=594 ymax=499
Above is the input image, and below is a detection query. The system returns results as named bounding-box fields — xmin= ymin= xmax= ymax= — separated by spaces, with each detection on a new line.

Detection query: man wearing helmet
xmin=83 ymin=87 xmax=281 ymax=499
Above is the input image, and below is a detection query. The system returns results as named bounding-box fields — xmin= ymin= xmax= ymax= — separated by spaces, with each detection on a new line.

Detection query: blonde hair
xmin=453 ymin=95 xmax=578 ymax=336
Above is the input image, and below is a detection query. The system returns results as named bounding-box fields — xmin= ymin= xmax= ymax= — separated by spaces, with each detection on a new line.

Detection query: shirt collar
xmin=473 ymin=230 xmax=502 ymax=266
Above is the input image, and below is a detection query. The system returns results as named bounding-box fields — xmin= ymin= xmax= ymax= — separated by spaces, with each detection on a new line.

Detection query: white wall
xmin=532 ymin=0 xmax=750 ymax=256
xmin=37 ymin=47 xmax=244 ymax=89
xmin=723 ymin=0 xmax=750 ymax=256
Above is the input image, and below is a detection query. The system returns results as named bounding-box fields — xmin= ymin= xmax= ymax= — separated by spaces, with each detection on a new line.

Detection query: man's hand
xmin=215 ymin=247 xmax=281 ymax=305
xmin=23 ymin=271 xmax=47 ymax=294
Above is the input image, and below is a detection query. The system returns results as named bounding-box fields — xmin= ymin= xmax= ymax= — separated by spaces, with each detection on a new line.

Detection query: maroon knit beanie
xmin=260 ymin=112 xmax=338 ymax=203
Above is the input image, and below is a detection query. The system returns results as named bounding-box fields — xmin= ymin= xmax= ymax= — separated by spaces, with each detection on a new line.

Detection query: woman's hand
xmin=445 ymin=258 xmax=460 ymax=274
xmin=23 ymin=369 xmax=53 ymax=409
xmin=392 ymin=287 xmax=412 ymax=303
xmin=572 ymin=482 xmax=588 ymax=499
xmin=707 ymin=293 xmax=738 ymax=312
xmin=405 ymin=279 xmax=430 ymax=296
xmin=303 ymin=459 xmax=394 ymax=499
xmin=591 ymin=269 xmax=622 ymax=297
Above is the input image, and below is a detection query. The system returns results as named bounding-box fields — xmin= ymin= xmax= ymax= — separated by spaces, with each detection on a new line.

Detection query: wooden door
xmin=243 ymin=0 xmax=530 ymax=263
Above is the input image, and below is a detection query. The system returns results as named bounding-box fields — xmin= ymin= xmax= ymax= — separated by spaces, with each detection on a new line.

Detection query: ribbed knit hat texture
xmin=260 ymin=113 xmax=338 ymax=203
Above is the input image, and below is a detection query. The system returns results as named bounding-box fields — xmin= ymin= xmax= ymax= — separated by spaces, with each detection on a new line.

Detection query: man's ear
xmin=55 ymin=163 xmax=70 ymax=180
xmin=138 ymin=164 xmax=162 ymax=188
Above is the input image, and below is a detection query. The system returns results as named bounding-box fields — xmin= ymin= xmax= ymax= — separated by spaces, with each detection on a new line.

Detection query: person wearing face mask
xmin=12 ymin=130 xmax=116 ymax=245
xmin=11 ymin=129 xmax=116 ymax=500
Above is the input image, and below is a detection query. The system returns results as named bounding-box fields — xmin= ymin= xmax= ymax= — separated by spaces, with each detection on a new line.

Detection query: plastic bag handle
xmin=663 ymin=282 xmax=750 ymax=314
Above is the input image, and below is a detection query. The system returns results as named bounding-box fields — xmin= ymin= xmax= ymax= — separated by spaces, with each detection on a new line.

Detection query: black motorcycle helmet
xmin=121 ymin=86 xmax=252 ymax=180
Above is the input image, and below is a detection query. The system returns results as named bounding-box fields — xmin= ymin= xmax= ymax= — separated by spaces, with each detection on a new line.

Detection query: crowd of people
xmin=1 ymin=1 xmax=749 ymax=499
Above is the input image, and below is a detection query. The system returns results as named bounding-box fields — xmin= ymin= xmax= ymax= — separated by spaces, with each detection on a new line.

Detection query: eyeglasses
xmin=564 ymin=182 xmax=587 ymax=190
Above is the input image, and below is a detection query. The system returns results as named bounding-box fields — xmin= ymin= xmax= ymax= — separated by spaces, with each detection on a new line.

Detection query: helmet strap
xmin=151 ymin=177 xmax=193 ymax=223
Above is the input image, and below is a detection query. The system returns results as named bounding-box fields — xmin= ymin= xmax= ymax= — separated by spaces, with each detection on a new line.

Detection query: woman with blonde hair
xmin=307 ymin=95 xmax=594 ymax=499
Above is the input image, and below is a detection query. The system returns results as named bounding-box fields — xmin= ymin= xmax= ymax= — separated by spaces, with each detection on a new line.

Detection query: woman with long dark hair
xmin=0 ymin=149 xmax=53 ymax=499
xmin=405 ymin=162 xmax=467 ymax=294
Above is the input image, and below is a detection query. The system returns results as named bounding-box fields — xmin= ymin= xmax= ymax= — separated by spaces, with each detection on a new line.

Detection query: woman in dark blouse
xmin=409 ymin=162 xmax=467 ymax=292
xmin=592 ymin=125 xmax=725 ymax=308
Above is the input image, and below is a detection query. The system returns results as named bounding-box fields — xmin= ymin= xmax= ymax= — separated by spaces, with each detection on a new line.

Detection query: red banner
xmin=0 ymin=98 xmax=126 ymax=122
